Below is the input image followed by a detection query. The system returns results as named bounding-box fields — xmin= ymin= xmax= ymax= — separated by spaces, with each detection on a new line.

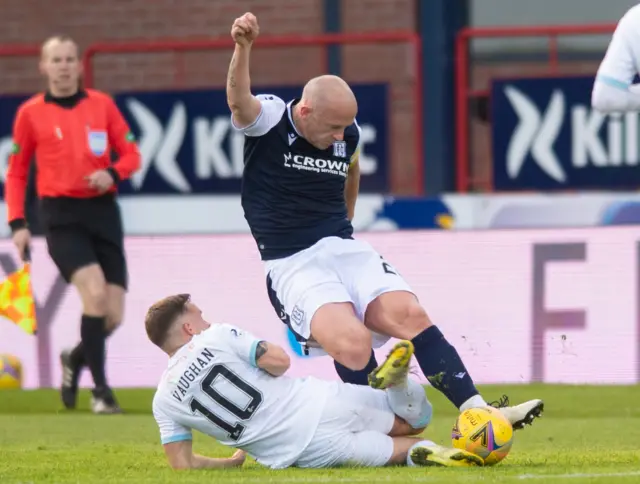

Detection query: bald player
xmin=226 ymin=13 xmax=544 ymax=430
xmin=6 ymin=36 xmax=141 ymax=413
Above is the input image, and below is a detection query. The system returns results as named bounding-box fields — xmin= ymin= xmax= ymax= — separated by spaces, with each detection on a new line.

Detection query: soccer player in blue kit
xmin=226 ymin=12 xmax=543 ymax=430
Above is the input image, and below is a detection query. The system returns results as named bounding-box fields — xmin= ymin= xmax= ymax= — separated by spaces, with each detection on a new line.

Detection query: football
xmin=0 ymin=354 xmax=23 ymax=390
xmin=452 ymin=407 xmax=514 ymax=465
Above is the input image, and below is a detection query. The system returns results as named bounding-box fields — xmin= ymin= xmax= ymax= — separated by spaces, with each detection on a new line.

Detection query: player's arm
xmin=227 ymin=13 xmax=262 ymax=128
xmin=163 ymin=440 xmax=246 ymax=470
xmin=344 ymin=126 xmax=362 ymax=221
xmin=254 ymin=341 xmax=291 ymax=377
xmin=222 ymin=324 xmax=291 ymax=376
xmin=154 ymin=403 xmax=246 ymax=470
xmin=5 ymin=105 xmax=36 ymax=230
xmin=227 ymin=43 xmax=262 ymax=128
xmin=226 ymin=14 xmax=286 ymax=137
xmin=105 ymin=96 xmax=142 ymax=182
xmin=345 ymin=158 xmax=360 ymax=221
xmin=592 ymin=8 xmax=640 ymax=112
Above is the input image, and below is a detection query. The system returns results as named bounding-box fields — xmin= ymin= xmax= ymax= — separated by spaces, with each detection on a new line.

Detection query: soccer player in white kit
xmin=592 ymin=4 xmax=640 ymax=112
xmin=146 ymin=294 xmax=485 ymax=470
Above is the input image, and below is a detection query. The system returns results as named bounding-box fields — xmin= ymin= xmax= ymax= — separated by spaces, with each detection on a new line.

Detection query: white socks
xmin=406 ymin=440 xmax=436 ymax=466
xmin=386 ymin=378 xmax=433 ymax=429
xmin=459 ymin=394 xmax=488 ymax=412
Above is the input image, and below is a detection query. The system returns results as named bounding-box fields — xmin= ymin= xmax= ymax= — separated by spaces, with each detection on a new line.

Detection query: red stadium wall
xmin=456 ymin=25 xmax=616 ymax=192
xmin=0 ymin=0 xmax=419 ymax=194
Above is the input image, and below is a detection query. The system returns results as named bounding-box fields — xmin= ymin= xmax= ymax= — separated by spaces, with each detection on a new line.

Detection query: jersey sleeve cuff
xmin=161 ymin=433 xmax=192 ymax=445
xmin=9 ymin=218 xmax=27 ymax=233
xmin=597 ymin=74 xmax=630 ymax=91
xmin=231 ymin=106 xmax=264 ymax=133
xmin=106 ymin=167 xmax=121 ymax=184
xmin=249 ymin=340 xmax=260 ymax=367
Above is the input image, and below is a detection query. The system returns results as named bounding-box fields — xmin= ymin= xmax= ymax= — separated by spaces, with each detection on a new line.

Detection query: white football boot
xmin=489 ymin=395 xmax=544 ymax=430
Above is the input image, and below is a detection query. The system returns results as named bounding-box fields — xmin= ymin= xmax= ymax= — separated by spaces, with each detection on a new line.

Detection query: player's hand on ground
xmin=231 ymin=449 xmax=247 ymax=466
xmin=231 ymin=12 xmax=259 ymax=46
xmin=86 ymin=169 xmax=115 ymax=193
xmin=12 ymin=228 xmax=31 ymax=262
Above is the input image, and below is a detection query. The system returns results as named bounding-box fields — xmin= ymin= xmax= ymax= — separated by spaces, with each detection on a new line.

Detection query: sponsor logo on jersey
xmin=283 ymin=153 xmax=349 ymax=177
xmin=333 ymin=141 xmax=347 ymax=158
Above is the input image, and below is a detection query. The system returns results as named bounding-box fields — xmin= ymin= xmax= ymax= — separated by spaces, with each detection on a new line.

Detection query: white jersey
xmin=593 ymin=4 xmax=640 ymax=111
xmin=152 ymin=323 xmax=332 ymax=469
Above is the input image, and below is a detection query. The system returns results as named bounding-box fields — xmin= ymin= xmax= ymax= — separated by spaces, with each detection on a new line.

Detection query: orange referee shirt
xmin=5 ymin=89 xmax=141 ymax=227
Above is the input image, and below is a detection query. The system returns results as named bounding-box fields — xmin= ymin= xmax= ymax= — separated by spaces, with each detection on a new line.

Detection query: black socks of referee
xmin=80 ymin=315 xmax=108 ymax=389
xmin=70 ymin=326 xmax=114 ymax=370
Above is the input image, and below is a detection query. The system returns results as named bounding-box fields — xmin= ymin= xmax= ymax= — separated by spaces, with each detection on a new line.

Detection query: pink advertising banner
xmin=0 ymin=227 xmax=638 ymax=389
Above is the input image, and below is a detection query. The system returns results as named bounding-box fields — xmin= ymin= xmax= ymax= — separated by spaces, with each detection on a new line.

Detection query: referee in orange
xmin=5 ymin=36 xmax=141 ymax=414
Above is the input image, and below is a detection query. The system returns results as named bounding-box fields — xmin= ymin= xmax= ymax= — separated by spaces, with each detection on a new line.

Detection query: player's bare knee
xmin=81 ymin=282 xmax=108 ymax=315
xmin=336 ymin=326 xmax=372 ymax=370
xmin=403 ymin=303 xmax=432 ymax=334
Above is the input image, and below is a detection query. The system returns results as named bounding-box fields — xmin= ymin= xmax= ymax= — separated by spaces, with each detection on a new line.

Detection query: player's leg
xmin=299 ymin=431 xmax=482 ymax=468
xmin=366 ymin=291 xmax=543 ymax=429
xmin=404 ymin=439 xmax=485 ymax=468
xmin=373 ymin=341 xmax=434 ymax=432
xmin=45 ymin=227 xmax=112 ymax=411
xmin=266 ymin=244 xmax=373 ymax=371
xmin=310 ymin=303 xmax=373 ymax=370
xmin=334 ymin=349 xmax=379 ymax=385
xmin=61 ymin=281 xmax=122 ymax=411
xmin=104 ymin=284 xmax=125 ymax=334
xmin=336 ymin=239 xmax=543 ymax=429
xmin=385 ymin=435 xmax=484 ymax=467
xmin=68 ymin=264 xmax=122 ymax=413
xmin=340 ymin=339 xmax=434 ymax=434
xmin=295 ymin=374 xmax=480 ymax=469
xmin=86 ymin=199 xmax=127 ymax=413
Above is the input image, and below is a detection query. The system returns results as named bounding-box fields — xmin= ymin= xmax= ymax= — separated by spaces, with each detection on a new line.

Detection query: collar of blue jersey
xmin=286 ymin=99 xmax=303 ymax=137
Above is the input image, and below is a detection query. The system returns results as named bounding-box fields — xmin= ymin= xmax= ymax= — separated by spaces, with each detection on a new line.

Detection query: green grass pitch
xmin=1 ymin=384 xmax=639 ymax=484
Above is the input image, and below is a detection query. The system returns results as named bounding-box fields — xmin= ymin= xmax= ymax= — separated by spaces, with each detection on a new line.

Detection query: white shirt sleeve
xmin=217 ymin=324 xmax=262 ymax=367
xmin=230 ymin=94 xmax=286 ymax=137
xmin=153 ymin=400 xmax=193 ymax=445
xmin=350 ymin=120 xmax=363 ymax=165
xmin=593 ymin=5 xmax=640 ymax=112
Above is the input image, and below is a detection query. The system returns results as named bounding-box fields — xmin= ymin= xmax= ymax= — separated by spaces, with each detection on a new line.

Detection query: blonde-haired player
xmin=146 ymin=294 xmax=485 ymax=470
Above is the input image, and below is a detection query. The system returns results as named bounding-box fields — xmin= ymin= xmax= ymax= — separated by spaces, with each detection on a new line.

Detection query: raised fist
xmin=231 ymin=12 xmax=259 ymax=47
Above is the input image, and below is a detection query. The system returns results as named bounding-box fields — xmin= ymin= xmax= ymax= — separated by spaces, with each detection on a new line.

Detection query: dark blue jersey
xmin=234 ymin=95 xmax=361 ymax=261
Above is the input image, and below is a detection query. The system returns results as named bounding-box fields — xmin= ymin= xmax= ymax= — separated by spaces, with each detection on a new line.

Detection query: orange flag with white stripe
xmin=0 ymin=263 xmax=37 ymax=335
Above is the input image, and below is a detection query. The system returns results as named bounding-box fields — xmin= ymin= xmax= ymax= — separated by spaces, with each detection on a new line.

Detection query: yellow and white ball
xmin=0 ymin=354 xmax=23 ymax=389
xmin=452 ymin=407 xmax=513 ymax=465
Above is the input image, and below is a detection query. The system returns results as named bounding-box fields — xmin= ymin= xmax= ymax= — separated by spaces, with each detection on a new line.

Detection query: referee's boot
xmin=91 ymin=386 xmax=123 ymax=415
xmin=60 ymin=349 xmax=82 ymax=410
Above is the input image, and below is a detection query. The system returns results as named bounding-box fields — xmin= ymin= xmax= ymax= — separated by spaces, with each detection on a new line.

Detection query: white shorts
xmin=264 ymin=236 xmax=415 ymax=354
xmin=294 ymin=381 xmax=396 ymax=468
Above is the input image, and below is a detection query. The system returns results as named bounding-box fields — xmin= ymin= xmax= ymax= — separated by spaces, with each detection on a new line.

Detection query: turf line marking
xmin=516 ymin=471 xmax=640 ymax=480
xmin=179 ymin=472 xmax=640 ymax=483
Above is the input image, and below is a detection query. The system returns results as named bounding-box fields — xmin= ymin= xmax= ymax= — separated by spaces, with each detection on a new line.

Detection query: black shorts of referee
xmin=39 ymin=193 xmax=127 ymax=290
